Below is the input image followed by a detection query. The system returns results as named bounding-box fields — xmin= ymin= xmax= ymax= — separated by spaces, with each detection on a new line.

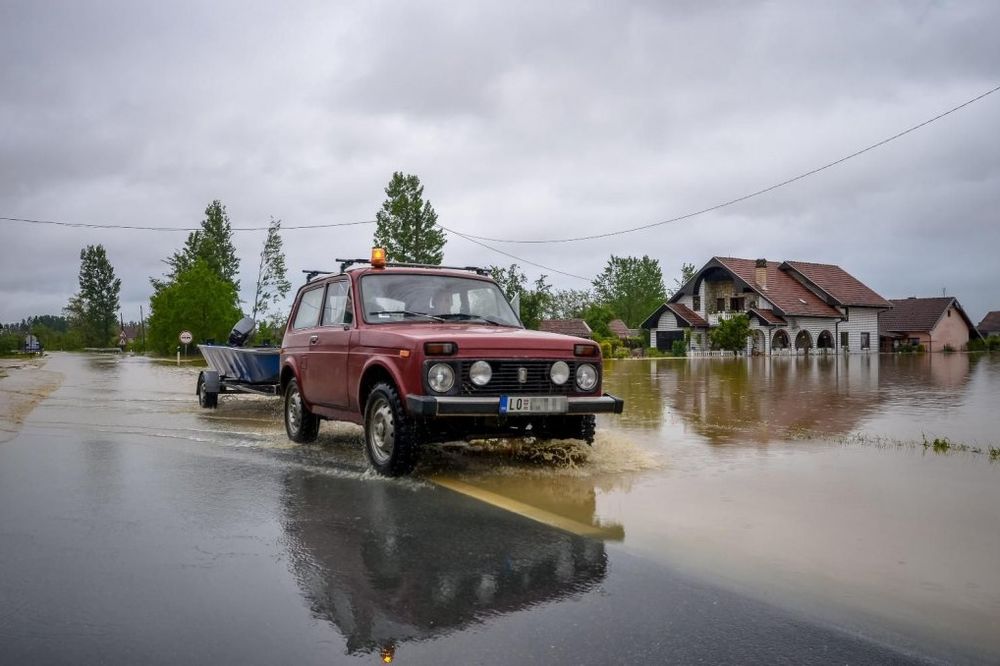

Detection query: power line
xmin=0 ymin=216 xmax=376 ymax=232
xmin=438 ymin=223 xmax=590 ymax=281
xmin=455 ymin=82 xmax=1000 ymax=244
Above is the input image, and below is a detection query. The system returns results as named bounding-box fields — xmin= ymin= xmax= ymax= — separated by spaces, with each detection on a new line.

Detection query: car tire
xmin=285 ymin=377 xmax=320 ymax=443
xmin=197 ymin=373 xmax=218 ymax=409
xmin=364 ymin=382 xmax=419 ymax=476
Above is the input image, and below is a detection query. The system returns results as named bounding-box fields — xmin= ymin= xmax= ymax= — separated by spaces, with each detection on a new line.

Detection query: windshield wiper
xmin=437 ymin=313 xmax=506 ymax=326
xmin=369 ymin=310 xmax=445 ymax=322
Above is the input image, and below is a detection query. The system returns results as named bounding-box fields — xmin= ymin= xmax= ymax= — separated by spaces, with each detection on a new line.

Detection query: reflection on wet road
xmin=2 ymin=352 xmax=998 ymax=663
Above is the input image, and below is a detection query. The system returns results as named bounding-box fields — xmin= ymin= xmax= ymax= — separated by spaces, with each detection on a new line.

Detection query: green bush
xmin=599 ymin=340 xmax=613 ymax=358
xmin=613 ymin=347 xmax=629 ymax=359
xmin=968 ymin=337 xmax=1000 ymax=352
xmin=671 ymin=339 xmax=687 ymax=357
xmin=942 ymin=344 xmax=955 ymax=353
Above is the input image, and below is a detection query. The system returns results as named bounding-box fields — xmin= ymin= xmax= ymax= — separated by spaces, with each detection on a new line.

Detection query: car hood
xmin=360 ymin=324 xmax=596 ymax=355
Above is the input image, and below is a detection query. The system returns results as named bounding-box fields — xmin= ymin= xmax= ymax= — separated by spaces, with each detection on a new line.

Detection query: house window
xmin=729 ymin=297 xmax=745 ymax=312
xmin=716 ymin=298 xmax=726 ymax=312
xmin=908 ymin=337 xmax=920 ymax=346
xmin=692 ymin=295 xmax=701 ymax=311
xmin=840 ymin=331 xmax=848 ymax=348
xmin=860 ymin=332 xmax=870 ymax=350
xmin=947 ymin=309 xmax=951 ymax=317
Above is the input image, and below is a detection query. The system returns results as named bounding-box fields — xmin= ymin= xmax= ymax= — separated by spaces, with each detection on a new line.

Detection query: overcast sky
xmin=2 ymin=1 xmax=999 ymax=326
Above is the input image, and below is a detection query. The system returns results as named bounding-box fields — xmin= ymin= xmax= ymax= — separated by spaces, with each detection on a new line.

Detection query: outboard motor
xmin=228 ymin=317 xmax=256 ymax=347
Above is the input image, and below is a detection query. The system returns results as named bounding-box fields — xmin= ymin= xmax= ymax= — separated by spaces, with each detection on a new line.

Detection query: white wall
xmin=839 ymin=307 xmax=880 ymax=353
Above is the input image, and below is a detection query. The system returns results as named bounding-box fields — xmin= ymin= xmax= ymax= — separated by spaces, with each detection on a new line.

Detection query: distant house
xmin=879 ymin=297 xmax=981 ymax=352
xmin=641 ymin=257 xmax=890 ymax=355
xmin=607 ymin=319 xmax=638 ymax=342
xmin=539 ymin=318 xmax=593 ymax=339
xmin=978 ymin=311 xmax=1000 ymax=338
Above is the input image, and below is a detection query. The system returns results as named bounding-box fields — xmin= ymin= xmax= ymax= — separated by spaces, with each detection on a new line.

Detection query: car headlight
xmin=575 ymin=363 xmax=598 ymax=391
xmin=428 ymin=363 xmax=455 ymax=393
xmin=549 ymin=361 xmax=570 ymax=385
xmin=469 ymin=360 xmax=492 ymax=386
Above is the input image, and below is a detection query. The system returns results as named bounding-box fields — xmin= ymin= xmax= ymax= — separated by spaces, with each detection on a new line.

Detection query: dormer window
xmin=692 ymin=295 xmax=701 ymax=311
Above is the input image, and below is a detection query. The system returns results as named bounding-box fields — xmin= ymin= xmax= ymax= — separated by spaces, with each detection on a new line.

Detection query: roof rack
xmin=302 ymin=269 xmax=336 ymax=282
xmin=333 ymin=258 xmax=491 ymax=276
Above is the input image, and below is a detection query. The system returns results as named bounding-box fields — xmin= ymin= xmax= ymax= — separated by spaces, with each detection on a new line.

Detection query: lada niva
xmin=280 ymin=249 xmax=624 ymax=476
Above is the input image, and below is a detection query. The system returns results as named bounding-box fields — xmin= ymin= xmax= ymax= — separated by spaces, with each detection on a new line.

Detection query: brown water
xmin=439 ymin=354 xmax=1000 ymax=659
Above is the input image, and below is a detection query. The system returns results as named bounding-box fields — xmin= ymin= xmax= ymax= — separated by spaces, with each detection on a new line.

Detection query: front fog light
xmin=470 ymin=360 xmax=492 ymax=386
xmin=575 ymin=363 xmax=598 ymax=391
xmin=428 ymin=363 xmax=455 ymax=393
xmin=549 ymin=361 xmax=570 ymax=385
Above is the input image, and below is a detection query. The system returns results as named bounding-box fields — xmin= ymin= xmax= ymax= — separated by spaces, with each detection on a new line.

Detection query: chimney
xmin=755 ymin=258 xmax=768 ymax=289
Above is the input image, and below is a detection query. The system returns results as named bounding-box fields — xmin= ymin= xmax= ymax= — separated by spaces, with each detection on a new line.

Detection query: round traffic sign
xmin=179 ymin=330 xmax=193 ymax=344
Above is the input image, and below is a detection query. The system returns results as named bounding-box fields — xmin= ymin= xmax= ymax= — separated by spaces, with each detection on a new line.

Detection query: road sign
xmin=179 ymin=330 xmax=193 ymax=344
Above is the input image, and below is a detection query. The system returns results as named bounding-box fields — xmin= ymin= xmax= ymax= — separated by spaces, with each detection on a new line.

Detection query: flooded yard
xmin=593 ymin=353 xmax=1000 ymax=658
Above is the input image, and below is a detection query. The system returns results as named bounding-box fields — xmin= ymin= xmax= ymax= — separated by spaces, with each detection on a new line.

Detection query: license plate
xmin=499 ymin=395 xmax=568 ymax=414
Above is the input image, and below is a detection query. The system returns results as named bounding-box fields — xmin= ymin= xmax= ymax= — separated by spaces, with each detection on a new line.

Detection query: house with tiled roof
xmin=978 ymin=311 xmax=1000 ymax=338
xmin=607 ymin=319 xmax=639 ymax=342
xmin=641 ymin=257 xmax=891 ymax=355
xmin=879 ymin=297 xmax=981 ymax=352
xmin=539 ymin=318 xmax=593 ymax=339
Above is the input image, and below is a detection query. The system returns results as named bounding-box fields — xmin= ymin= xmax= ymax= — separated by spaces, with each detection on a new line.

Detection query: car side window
xmin=292 ymin=287 xmax=324 ymax=329
xmin=322 ymin=280 xmax=353 ymax=326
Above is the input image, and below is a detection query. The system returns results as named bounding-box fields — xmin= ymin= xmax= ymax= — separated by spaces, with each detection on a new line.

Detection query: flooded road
xmin=1 ymin=352 xmax=998 ymax=663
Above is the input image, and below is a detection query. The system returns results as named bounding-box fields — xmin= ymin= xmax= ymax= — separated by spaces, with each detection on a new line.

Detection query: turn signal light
xmin=424 ymin=342 xmax=457 ymax=355
xmin=574 ymin=344 xmax=598 ymax=357
xmin=371 ymin=247 xmax=387 ymax=268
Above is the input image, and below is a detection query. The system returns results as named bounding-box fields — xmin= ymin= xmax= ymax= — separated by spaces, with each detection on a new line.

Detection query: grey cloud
xmin=2 ymin=0 xmax=999 ymax=325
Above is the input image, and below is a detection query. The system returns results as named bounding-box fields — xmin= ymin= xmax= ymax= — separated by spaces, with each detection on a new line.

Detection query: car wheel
xmin=197 ymin=373 xmax=218 ymax=409
xmin=364 ymin=382 xmax=419 ymax=476
xmin=285 ymin=377 xmax=319 ymax=443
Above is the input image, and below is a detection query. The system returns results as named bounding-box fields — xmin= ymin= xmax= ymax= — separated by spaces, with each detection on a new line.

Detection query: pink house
xmin=878 ymin=297 xmax=981 ymax=352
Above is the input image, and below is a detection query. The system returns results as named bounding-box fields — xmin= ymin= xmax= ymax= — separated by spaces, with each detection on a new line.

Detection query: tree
xmin=669 ymin=262 xmax=697 ymax=297
xmin=251 ymin=217 xmax=291 ymax=339
xmin=580 ymin=303 xmax=615 ymax=340
xmin=147 ymin=260 xmax=242 ymax=355
xmin=73 ymin=244 xmax=122 ymax=347
xmin=546 ymin=289 xmax=593 ymax=319
xmin=373 ymin=172 xmax=446 ymax=264
xmin=709 ymin=313 xmax=751 ymax=352
xmin=167 ymin=200 xmax=240 ymax=293
xmin=591 ymin=255 xmax=667 ymax=328
xmin=489 ymin=264 xmax=552 ymax=330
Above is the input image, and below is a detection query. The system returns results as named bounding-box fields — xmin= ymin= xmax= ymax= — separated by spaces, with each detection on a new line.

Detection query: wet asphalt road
xmin=0 ymin=355 xmax=947 ymax=664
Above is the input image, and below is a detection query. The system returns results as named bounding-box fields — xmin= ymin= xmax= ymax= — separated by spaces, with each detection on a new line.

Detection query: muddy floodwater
xmin=2 ymin=352 xmax=999 ymax=663
xmin=597 ymin=354 xmax=1000 ymax=655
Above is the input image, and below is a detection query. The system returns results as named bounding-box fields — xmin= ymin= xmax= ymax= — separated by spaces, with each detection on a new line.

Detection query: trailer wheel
xmin=363 ymin=382 xmax=418 ymax=476
xmin=197 ymin=372 xmax=218 ymax=409
xmin=284 ymin=378 xmax=319 ymax=443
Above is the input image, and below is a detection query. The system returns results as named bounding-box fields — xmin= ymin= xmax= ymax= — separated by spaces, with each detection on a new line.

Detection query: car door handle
xmin=309 ymin=335 xmax=319 ymax=344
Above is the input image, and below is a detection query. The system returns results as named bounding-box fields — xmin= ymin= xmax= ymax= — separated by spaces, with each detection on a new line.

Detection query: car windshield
xmin=361 ymin=273 xmax=522 ymax=327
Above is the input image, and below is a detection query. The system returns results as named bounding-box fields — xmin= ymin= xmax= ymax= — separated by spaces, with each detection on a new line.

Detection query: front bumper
xmin=406 ymin=393 xmax=624 ymax=417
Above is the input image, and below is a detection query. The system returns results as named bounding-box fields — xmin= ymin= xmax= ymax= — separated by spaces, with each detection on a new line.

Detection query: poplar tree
xmin=251 ymin=217 xmax=291 ymax=334
xmin=168 ymin=200 xmax=240 ymax=293
xmin=373 ymin=172 xmax=446 ymax=264
xmin=74 ymin=244 xmax=122 ymax=346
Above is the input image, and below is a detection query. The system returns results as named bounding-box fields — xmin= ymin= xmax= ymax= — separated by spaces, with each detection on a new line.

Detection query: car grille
xmin=459 ymin=360 xmax=581 ymax=396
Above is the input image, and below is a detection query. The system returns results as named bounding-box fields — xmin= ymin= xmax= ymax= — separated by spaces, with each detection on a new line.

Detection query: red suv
xmin=280 ymin=252 xmax=623 ymax=475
